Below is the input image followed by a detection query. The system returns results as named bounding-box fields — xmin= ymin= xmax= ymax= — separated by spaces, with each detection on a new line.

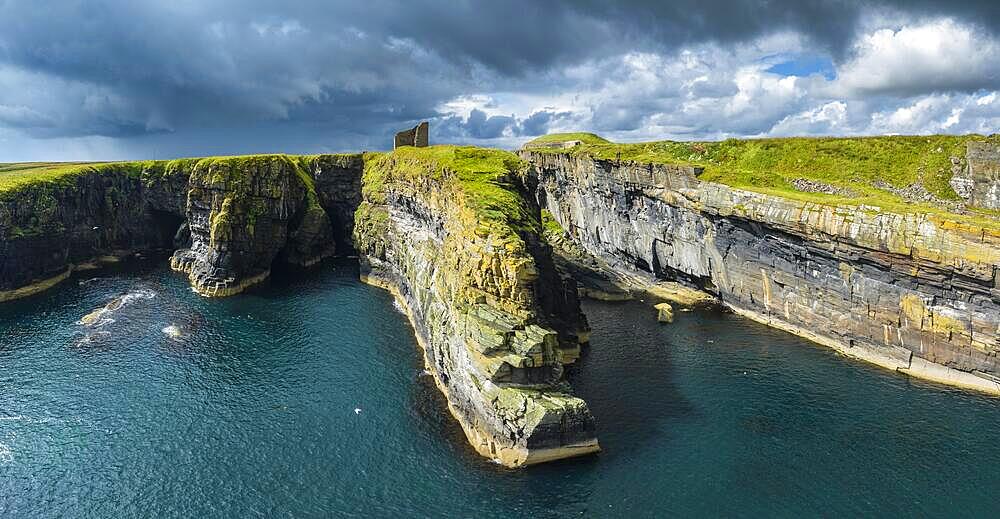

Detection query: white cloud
xmin=835 ymin=18 xmax=1000 ymax=95
xmin=431 ymin=16 xmax=1000 ymax=148
xmin=867 ymin=93 xmax=1000 ymax=135
xmin=769 ymin=102 xmax=848 ymax=136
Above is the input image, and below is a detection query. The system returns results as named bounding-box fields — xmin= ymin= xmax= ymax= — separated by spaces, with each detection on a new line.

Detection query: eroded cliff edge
xmin=524 ymin=146 xmax=1000 ymax=395
xmin=0 ymin=155 xmax=363 ymax=300
xmin=0 ymin=150 xmax=598 ymax=467
xmin=353 ymin=146 xmax=599 ymax=466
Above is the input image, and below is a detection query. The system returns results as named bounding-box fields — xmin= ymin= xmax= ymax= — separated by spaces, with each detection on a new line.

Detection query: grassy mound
xmin=524 ymin=132 xmax=610 ymax=147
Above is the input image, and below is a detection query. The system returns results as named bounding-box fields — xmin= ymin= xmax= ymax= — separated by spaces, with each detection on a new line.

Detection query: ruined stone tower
xmin=394 ymin=121 xmax=429 ymax=149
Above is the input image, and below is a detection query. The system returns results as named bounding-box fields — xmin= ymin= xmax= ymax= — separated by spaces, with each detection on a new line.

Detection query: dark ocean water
xmin=1 ymin=260 xmax=997 ymax=518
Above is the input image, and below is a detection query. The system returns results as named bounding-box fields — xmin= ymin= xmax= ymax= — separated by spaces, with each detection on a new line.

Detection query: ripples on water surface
xmin=1 ymin=260 xmax=997 ymax=518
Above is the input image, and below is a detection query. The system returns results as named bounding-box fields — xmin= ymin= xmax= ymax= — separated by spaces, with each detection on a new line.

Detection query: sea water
xmin=1 ymin=260 xmax=997 ymax=518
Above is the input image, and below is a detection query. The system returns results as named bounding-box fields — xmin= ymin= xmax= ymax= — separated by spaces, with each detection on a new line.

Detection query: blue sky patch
xmin=766 ymin=55 xmax=837 ymax=80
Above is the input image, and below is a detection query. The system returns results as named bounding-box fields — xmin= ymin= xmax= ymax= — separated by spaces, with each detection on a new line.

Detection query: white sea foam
xmin=77 ymin=288 xmax=156 ymax=327
xmin=75 ymin=331 xmax=112 ymax=347
xmin=162 ymin=325 xmax=183 ymax=339
xmin=0 ymin=442 xmax=13 ymax=463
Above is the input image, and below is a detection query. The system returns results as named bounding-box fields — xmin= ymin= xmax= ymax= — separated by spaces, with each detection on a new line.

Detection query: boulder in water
xmin=655 ymin=302 xmax=674 ymax=323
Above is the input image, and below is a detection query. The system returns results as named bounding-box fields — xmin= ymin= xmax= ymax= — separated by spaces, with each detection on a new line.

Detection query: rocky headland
xmin=0 ymin=146 xmax=599 ymax=467
xmin=0 ymin=155 xmax=363 ymax=300
xmin=353 ymin=146 xmax=598 ymax=466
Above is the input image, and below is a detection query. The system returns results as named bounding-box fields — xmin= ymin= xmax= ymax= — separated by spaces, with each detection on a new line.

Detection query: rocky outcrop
xmin=354 ymin=146 xmax=598 ymax=466
xmin=951 ymin=142 xmax=1000 ymax=210
xmin=168 ymin=155 xmax=336 ymax=296
xmin=525 ymin=150 xmax=1000 ymax=395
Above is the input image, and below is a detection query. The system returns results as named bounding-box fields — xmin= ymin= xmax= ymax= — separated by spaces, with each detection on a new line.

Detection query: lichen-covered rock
xmin=170 ymin=155 xmax=335 ymax=296
xmin=526 ymin=149 xmax=1000 ymax=395
xmin=354 ymin=146 xmax=598 ymax=466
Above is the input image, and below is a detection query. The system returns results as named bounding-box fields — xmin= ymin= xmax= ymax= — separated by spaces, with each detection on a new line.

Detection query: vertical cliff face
xmin=168 ymin=155 xmax=337 ymax=296
xmin=951 ymin=142 xmax=1000 ymax=210
xmin=1 ymin=154 xmax=365 ymax=300
xmin=0 ymin=162 xmax=189 ymax=301
xmin=353 ymin=147 xmax=598 ymax=466
xmin=525 ymin=150 xmax=1000 ymax=395
xmin=305 ymin=154 xmax=366 ymax=254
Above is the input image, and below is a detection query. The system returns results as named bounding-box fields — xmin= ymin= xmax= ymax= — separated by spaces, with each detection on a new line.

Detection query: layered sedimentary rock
xmin=169 ymin=155 xmax=336 ymax=296
xmin=951 ymin=142 xmax=1000 ymax=210
xmin=354 ymin=146 xmax=599 ymax=466
xmin=525 ymin=150 xmax=1000 ymax=394
xmin=1 ymin=154 xmax=362 ymax=300
xmin=0 ymin=163 xmax=189 ymax=301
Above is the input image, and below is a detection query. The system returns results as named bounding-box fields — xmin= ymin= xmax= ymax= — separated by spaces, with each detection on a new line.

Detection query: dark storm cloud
xmin=1 ymin=0 xmax=1000 ymax=158
xmin=519 ymin=110 xmax=573 ymax=137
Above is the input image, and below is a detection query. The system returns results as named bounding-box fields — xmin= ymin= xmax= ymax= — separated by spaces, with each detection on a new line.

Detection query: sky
xmin=1 ymin=0 xmax=999 ymax=161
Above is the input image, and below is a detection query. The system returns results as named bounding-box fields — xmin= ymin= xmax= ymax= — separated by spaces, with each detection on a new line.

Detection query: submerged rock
xmin=79 ymin=308 xmax=106 ymax=327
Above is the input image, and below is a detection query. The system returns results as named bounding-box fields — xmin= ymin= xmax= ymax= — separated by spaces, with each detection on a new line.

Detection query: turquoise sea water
xmin=1 ymin=260 xmax=998 ymax=518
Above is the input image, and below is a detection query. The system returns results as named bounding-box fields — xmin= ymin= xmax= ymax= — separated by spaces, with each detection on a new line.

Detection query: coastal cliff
xmin=524 ymin=138 xmax=1000 ymax=394
xmin=0 ymin=155 xmax=364 ymax=300
xmin=168 ymin=155 xmax=337 ymax=296
xmin=4 ymin=134 xmax=997 ymax=466
xmin=0 ymin=162 xmax=188 ymax=301
xmin=353 ymin=146 xmax=599 ymax=466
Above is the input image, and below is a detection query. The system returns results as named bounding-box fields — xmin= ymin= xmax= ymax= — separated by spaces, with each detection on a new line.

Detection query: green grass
xmin=529 ymin=134 xmax=1000 ymax=229
xmin=361 ymin=145 xmax=539 ymax=247
xmin=540 ymin=209 xmax=564 ymax=235
xmin=1 ymin=162 xmax=106 ymax=193
xmin=0 ymin=155 xmax=326 ymax=196
xmin=524 ymin=132 xmax=610 ymax=146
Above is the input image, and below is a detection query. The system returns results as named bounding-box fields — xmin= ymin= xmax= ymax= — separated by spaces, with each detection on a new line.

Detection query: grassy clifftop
xmin=0 ymin=155 xmax=327 ymax=199
xmin=1 ymin=162 xmax=111 ymax=193
xmin=527 ymin=133 xmax=1000 ymax=226
xmin=360 ymin=145 xmax=539 ymax=247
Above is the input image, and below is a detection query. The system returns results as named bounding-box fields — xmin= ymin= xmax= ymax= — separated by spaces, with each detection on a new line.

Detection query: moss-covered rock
xmin=353 ymin=145 xmax=598 ymax=467
xmin=1 ymin=153 xmax=362 ymax=300
xmin=169 ymin=155 xmax=337 ymax=296
xmin=0 ymin=161 xmax=190 ymax=300
xmin=525 ymin=134 xmax=1000 ymax=227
